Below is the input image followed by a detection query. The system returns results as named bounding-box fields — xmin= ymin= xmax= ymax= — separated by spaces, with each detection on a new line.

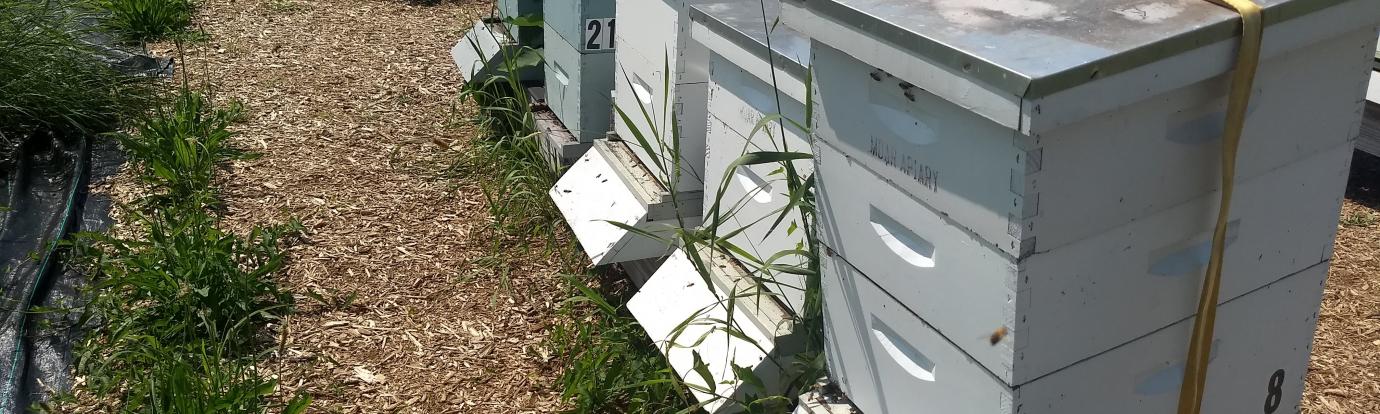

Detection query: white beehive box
xmin=496 ymin=0 xmax=543 ymax=48
xmin=703 ymin=115 xmax=812 ymax=313
xmin=611 ymin=0 xmax=711 ymax=194
xmin=814 ymin=140 xmax=1351 ymax=385
xmin=451 ymin=21 xmax=523 ymax=83
xmin=822 ymin=255 xmax=1327 ymax=414
xmin=695 ymin=1 xmax=810 ymax=141
xmin=543 ymin=0 xmax=616 ymax=143
xmin=783 ymin=0 xmax=1380 ymax=259
xmin=550 ymin=140 xmax=701 ymax=265
xmin=629 ymin=249 xmax=802 ymax=413
xmin=695 ymin=1 xmax=813 ymax=313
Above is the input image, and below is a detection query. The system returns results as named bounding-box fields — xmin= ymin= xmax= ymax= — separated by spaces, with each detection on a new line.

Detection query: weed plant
xmin=116 ymin=91 xmax=246 ymax=208
xmin=69 ymin=90 xmax=308 ymax=412
xmin=549 ymin=277 xmax=691 ymax=414
xmin=454 ymin=25 xmax=560 ymax=237
xmin=91 ymin=0 xmax=195 ymax=42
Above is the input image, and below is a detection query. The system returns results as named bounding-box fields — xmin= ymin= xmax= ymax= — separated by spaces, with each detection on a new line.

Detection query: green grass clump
xmin=69 ymin=90 xmax=308 ymax=412
xmin=454 ymin=66 xmax=560 ymax=237
xmin=1341 ymin=211 xmax=1378 ymax=227
xmin=0 ymin=0 xmax=157 ymax=155
xmin=549 ymin=278 xmax=690 ymax=414
xmin=92 ymin=0 xmax=195 ymax=41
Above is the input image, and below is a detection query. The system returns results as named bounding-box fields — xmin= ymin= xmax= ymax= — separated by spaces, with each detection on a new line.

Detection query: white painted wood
xmin=815 ymin=141 xmax=1351 ymax=386
xmin=689 ymin=14 xmax=809 ymax=105
xmin=629 ymin=249 xmax=800 ymax=413
xmin=610 ymin=0 xmax=712 ymax=194
xmin=613 ymin=0 xmax=696 ymax=79
xmin=706 ymin=53 xmax=808 ymax=153
xmin=778 ymin=1 xmax=1023 ymax=130
xmin=695 ymin=13 xmax=813 ymax=314
xmin=1368 ymin=72 xmax=1380 ymax=104
xmin=613 ymin=44 xmax=711 ymax=193
xmin=823 ymin=256 xmax=1327 ymax=414
xmin=784 ymin=0 xmax=1380 ymax=134
xmin=451 ymin=21 xmax=515 ymax=82
xmin=1022 ymin=0 xmax=1380 ymax=135
xmin=550 ymin=141 xmax=702 ymax=265
xmin=496 ymin=0 xmax=542 ymax=48
xmin=703 ymin=115 xmax=812 ymax=314
xmin=810 ymin=28 xmax=1372 ymax=260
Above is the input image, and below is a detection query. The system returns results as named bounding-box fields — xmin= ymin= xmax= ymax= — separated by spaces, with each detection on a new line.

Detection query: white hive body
xmin=695 ymin=0 xmax=814 ymax=315
xmin=815 ymin=141 xmax=1352 ymax=384
xmin=823 ymin=256 xmax=1327 ymax=414
xmin=783 ymin=0 xmax=1380 ymax=411
xmin=496 ymin=0 xmax=543 ymax=48
xmin=612 ymin=0 xmax=712 ymax=194
xmin=451 ymin=21 xmax=520 ymax=83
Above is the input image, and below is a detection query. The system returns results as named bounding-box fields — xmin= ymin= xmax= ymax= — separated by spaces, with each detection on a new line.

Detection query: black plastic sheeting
xmin=0 ymin=134 xmax=121 ymax=412
xmin=0 ymin=20 xmax=168 ymax=411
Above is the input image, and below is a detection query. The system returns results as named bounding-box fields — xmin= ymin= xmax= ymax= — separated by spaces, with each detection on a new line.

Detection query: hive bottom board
xmin=534 ymin=109 xmax=591 ymax=169
xmin=629 ymin=249 xmax=798 ymax=413
xmin=549 ymin=141 xmax=701 ymax=265
xmin=823 ymin=256 xmax=1325 ymax=414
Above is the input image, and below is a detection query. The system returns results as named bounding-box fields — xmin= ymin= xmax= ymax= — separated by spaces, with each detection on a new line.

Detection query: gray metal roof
xmin=789 ymin=0 xmax=1344 ymax=97
xmin=690 ymin=0 xmax=813 ymax=76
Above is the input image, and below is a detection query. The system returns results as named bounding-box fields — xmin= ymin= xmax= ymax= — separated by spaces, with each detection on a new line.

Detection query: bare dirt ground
xmin=1303 ymin=152 xmax=1380 ymax=414
xmin=180 ymin=0 xmax=574 ymax=412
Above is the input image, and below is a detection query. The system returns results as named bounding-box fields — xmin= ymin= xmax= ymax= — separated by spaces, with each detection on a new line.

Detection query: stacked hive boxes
xmin=782 ymin=0 xmax=1379 ymax=412
xmin=547 ymin=0 xmax=717 ymax=269
xmin=618 ymin=1 xmax=816 ymax=412
xmin=543 ymin=0 xmax=616 ymax=143
xmin=549 ymin=0 xmax=710 ymax=266
xmin=612 ymin=0 xmax=711 ymax=194
xmin=695 ymin=0 xmax=812 ymax=313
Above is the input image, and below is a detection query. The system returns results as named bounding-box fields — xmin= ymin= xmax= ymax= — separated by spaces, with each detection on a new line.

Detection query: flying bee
xmin=989 ymin=326 xmax=1009 ymax=346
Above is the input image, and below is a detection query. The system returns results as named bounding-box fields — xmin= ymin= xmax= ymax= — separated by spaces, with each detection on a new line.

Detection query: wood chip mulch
xmin=1303 ymin=151 xmax=1380 ymax=414
xmin=179 ymin=0 xmax=578 ymax=412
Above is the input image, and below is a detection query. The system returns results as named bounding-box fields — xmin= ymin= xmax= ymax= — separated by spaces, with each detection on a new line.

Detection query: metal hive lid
xmin=787 ymin=0 xmax=1346 ymax=98
xmin=690 ymin=0 xmax=813 ymax=75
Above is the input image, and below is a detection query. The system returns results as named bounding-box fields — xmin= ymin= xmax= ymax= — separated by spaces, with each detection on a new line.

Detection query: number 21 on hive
xmin=584 ymin=18 xmax=615 ymax=51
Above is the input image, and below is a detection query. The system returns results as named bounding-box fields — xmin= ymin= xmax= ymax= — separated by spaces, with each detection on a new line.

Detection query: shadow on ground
xmin=1346 ymin=150 xmax=1380 ymax=210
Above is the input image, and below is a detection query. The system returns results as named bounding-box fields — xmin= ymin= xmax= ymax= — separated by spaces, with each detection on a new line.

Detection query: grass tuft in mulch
xmin=57 ymin=90 xmax=309 ymax=413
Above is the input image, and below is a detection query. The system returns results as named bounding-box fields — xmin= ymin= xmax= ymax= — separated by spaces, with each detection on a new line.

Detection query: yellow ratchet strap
xmin=1178 ymin=1 xmax=1262 ymax=414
